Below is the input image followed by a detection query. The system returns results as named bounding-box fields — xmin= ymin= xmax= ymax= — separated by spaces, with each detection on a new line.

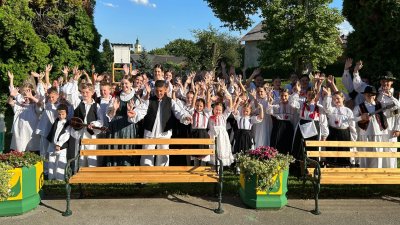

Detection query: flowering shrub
xmin=237 ymin=146 xmax=294 ymax=192
xmin=0 ymin=151 xmax=43 ymax=201
xmin=0 ymin=150 xmax=43 ymax=168
xmin=0 ymin=162 xmax=13 ymax=201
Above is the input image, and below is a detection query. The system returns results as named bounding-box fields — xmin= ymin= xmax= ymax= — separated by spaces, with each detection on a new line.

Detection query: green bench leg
xmin=62 ymin=182 xmax=72 ymax=216
xmin=214 ymin=161 xmax=224 ymax=214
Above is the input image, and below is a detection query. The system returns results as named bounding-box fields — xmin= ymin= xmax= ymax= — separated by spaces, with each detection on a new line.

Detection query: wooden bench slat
xmin=74 ymin=172 xmax=217 ymax=176
xmin=79 ymin=166 xmax=214 ymax=172
xmin=308 ymin=168 xmax=400 ymax=173
xmin=306 ymin=140 xmax=400 ymax=148
xmin=70 ymin=174 xmax=218 ymax=184
xmin=81 ymin=138 xmax=214 ymax=145
xmin=319 ymin=177 xmax=400 ymax=184
xmin=80 ymin=149 xmax=214 ymax=156
xmin=306 ymin=151 xmax=400 ymax=158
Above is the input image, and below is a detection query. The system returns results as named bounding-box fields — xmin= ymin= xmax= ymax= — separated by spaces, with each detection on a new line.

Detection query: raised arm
xmin=45 ymin=64 xmax=52 ymax=87
xmin=245 ymin=68 xmax=260 ymax=88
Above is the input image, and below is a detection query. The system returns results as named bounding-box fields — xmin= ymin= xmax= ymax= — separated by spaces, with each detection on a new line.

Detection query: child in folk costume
xmin=71 ymin=83 xmax=104 ymax=167
xmin=106 ymin=78 xmax=141 ymax=166
xmin=377 ymin=72 xmax=400 ymax=168
xmin=128 ymin=80 xmax=192 ymax=166
xmin=47 ymin=104 xmax=71 ymax=181
xmin=35 ymin=87 xmax=60 ymax=176
xmin=252 ymin=86 xmax=273 ymax=147
xmin=291 ymin=87 xmax=329 ymax=161
xmin=208 ymin=98 xmax=235 ymax=166
xmin=232 ymin=100 xmax=263 ymax=154
xmin=353 ymin=85 xmax=400 ymax=168
xmin=8 ymin=80 xmax=41 ymax=152
xmin=188 ymin=86 xmax=212 ymax=165
xmin=322 ymin=88 xmax=357 ymax=165
xmin=266 ymin=89 xmax=297 ymax=154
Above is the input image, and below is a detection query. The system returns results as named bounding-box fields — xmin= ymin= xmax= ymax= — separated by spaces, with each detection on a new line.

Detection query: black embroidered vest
xmin=74 ymin=101 xmax=98 ymax=135
xmin=358 ymin=102 xmax=388 ymax=131
xmin=47 ymin=119 xmax=70 ymax=149
xmin=143 ymin=95 xmax=175 ymax=132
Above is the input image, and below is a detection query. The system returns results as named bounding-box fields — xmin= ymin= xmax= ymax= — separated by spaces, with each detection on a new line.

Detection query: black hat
xmin=362 ymin=85 xmax=377 ymax=95
xmin=379 ymin=71 xmax=396 ymax=81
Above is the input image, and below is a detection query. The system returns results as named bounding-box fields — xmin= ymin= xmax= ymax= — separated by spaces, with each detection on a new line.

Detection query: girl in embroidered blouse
xmin=266 ymin=89 xmax=297 ymax=155
xmin=231 ymin=99 xmax=263 ymax=155
xmin=323 ymin=88 xmax=357 ymax=166
xmin=188 ymin=84 xmax=212 ymax=165
xmin=291 ymin=87 xmax=329 ymax=161
xmin=106 ymin=77 xmax=142 ymax=166
xmin=208 ymin=93 xmax=234 ymax=166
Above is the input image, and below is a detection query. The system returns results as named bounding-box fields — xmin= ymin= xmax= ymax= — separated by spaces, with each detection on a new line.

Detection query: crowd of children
xmin=5 ymin=58 xmax=400 ymax=180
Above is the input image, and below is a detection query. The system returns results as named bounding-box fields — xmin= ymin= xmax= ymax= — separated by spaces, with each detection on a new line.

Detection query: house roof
xmin=240 ymin=22 xmax=265 ymax=42
xmin=111 ymin=43 xmax=133 ymax=48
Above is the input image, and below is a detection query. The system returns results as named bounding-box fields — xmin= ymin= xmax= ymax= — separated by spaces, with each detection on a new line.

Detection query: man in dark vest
xmin=353 ymin=85 xmax=399 ymax=168
xmin=128 ymin=80 xmax=191 ymax=166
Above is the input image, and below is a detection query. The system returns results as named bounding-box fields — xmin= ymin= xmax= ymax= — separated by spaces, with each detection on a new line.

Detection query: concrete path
xmin=1 ymin=196 xmax=400 ymax=225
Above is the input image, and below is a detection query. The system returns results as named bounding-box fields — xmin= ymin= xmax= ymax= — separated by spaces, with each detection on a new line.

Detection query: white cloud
xmin=131 ymin=0 xmax=157 ymax=8
xmin=102 ymin=2 xmax=118 ymax=8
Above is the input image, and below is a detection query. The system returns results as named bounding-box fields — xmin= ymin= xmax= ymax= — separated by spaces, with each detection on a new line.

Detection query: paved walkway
xmin=1 ymin=196 xmax=400 ymax=225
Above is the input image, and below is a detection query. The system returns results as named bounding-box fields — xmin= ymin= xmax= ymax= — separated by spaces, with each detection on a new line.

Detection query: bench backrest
xmin=305 ymin=140 xmax=400 ymax=158
xmin=80 ymin=138 xmax=215 ymax=156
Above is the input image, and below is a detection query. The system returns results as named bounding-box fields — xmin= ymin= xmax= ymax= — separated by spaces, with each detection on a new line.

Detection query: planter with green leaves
xmin=237 ymin=146 xmax=294 ymax=209
xmin=0 ymin=151 xmax=44 ymax=217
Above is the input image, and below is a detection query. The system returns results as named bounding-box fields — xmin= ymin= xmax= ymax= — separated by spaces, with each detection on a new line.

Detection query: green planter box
xmin=0 ymin=161 xmax=43 ymax=217
xmin=239 ymin=169 xmax=289 ymax=209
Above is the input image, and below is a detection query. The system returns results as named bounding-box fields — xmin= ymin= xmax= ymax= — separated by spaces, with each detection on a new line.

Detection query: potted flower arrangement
xmin=0 ymin=151 xmax=44 ymax=216
xmin=237 ymin=146 xmax=294 ymax=209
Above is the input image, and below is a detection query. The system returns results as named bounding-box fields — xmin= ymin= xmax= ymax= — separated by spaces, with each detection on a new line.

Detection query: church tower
xmin=134 ymin=37 xmax=142 ymax=54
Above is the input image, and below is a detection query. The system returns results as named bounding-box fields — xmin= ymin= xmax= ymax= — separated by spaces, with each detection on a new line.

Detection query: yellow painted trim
xmin=256 ymin=172 xmax=283 ymax=195
xmin=7 ymin=168 xmax=22 ymax=201
xmin=240 ymin=171 xmax=283 ymax=196
xmin=35 ymin=161 xmax=44 ymax=192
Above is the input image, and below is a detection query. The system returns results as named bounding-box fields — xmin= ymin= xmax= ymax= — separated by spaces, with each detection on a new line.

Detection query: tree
xmin=343 ymin=0 xmax=400 ymax=78
xmin=205 ymin=0 xmax=344 ymax=72
xmin=136 ymin=48 xmax=153 ymax=75
xmin=149 ymin=48 xmax=169 ymax=55
xmin=0 ymin=0 xmax=50 ymax=85
xmin=98 ymin=39 xmax=113 ymax=73
xmin=0 ymin=0 xmax=101 ymax=113
xmin=193 ymin=26 xmax=241 ymax=71
xmin=164 ymin=39 xmax=198 ymax=57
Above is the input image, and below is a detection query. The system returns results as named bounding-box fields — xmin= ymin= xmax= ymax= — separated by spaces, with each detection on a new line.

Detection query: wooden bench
xmin=62 ymin=138 xmax=223 ymax=216
xmin=303 ymin=140 xmax=400 ymax=215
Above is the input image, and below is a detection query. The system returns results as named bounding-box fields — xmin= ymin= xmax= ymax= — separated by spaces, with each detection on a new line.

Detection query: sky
xmin=94 ymin=0 xmax=353 ymax=51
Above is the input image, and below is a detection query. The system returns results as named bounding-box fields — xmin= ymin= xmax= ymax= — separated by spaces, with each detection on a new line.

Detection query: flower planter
xmin=239 ymin=169 xmax=289 ymax=209
xmin=0 ymin=161 xmax=43 ymax=217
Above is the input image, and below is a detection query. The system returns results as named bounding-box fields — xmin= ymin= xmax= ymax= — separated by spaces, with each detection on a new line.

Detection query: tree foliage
xmin=98 ymin=39 xmax=113 ymax=73
xmin=193 ymin=26 xmax=241 ymax=71
xmin=0 ymin=0 xmax=100 ymax=113
xmin=149 ymin=27 xmax=241 ymax=71
xmin=136 ymin=48 xmax=153 ymax=75
xmin=258 ymin=0 xmax=343 ymax=72
xmin=205 ymin=0 xmax=264 ymax=30
xmin=343 ymin=0 xmax=400 ymax=78
xmin=0 ymin=0 xmax=50 ymax=84
xmin=149 ymin=48 xmax=169 ymax=55
xmin=205 ymin=0 xmax=344 ymax=73
xmin=0 ymin=0 xmax=100 ymax=87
